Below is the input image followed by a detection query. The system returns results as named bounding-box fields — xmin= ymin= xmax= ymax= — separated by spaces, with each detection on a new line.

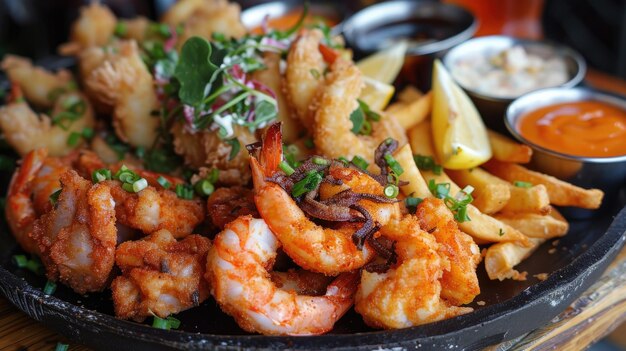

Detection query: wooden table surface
xmin=1 ymin=70 xmax=626 ymax=351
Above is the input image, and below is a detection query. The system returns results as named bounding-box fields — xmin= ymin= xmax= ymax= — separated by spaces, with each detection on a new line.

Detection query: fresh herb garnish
xmin=413 ymin=155 xmax=443 ymax=175
xmin=54 ymin=343 xmax=69 ymax=351
xmin=351 ymin=155 xmax=369 ymax=170
xmin=405 ymin=196 xmax=423 ymax=213
xmin=428 ymin=180 xmax=474 ymax=223
xmin=12 ymin=255 xmax=44 ymax=275
xmin=175 ymin=184 xmax=194 ymax=200
xmin=49 ymin=189 xmax=62 ymax=206
xmin=498 ymin=228 xmax=505 ymax=237
xmin=92 ymin=169 xmax=112 ymax=183
xmin=513 ymin=180 xmax=532 ymax=188
xmin=224 ymin=137 xmax=240 ymax=161
xmin=152 ymin=315 xmax=181 ymax=330
xmin=43 ymin=280 xmax=57 ymax=295
xmin=292 ymin=171 xmax=323 ymax=198
xmin=350 ymin=99 xmax=380 ymax=136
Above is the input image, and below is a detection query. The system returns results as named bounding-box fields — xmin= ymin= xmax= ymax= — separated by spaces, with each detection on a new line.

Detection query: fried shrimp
xmin=5 ymin=149 xmax=73 ymax=253
xmin=171 ymin=122 xmax=257 ymax=185
xmin=312 ymin=58 xmax=407 ymax=167
xmin=85 ymin=41 xmax=160 ymax=148
xmin=251 ymin=124 xmax=399 ymax=275
xmin=112 ymin=229 xmax=211 ymax=321
xmin=0 ymin=55 xmax=73 ymax=108
xmin=284 ymin=29 xmax=325 ymax=131
xmin=105 ymin=180 xmax=205 ymax=239
xmin=206 ymin=186 xmax=258 ymax=229
xmin=59 ymin=2 xmax=117 ymax=55
xmin=162 ymin=0 xmax=245 ymax=43
xmin=206 ymin=216 xmax=359 ymax=335
xmin=0 ymin=90 xmax=95 ymax=157
xmin=32 ymin=170 xmax=117 ymax=294
xmin=417 ymin=198 xmax=481 ymax=306
xmin=355 ymin=210 xmax=473 ymax=329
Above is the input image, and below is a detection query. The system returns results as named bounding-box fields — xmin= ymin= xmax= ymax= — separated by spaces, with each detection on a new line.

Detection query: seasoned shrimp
xmin=251 ymin=124 xmax=400 ymax=275
xmin=112 ymin=229 xmax=211 ymax=321
xmin=0 ymin=90 xmax=95 ymax=156
xmin=0 ymin=55 xmax=73 ymax=108
xmin=32 ymin=170 xmax=117 ymax=294
xmin=270 ymin=269 xmax=334 ymax=296
xmin=206 ymin=216 xmax=359 ymax=335
xmin=59 ymin=2 xmax=116 ymax=55
xmin=162 ymin=0 xmax=245 ymax=43
xmin=206 ymin=186 xmax=258 ymax=229
xmin=355 ymin=209 xmax=472 ymax=329
xmin=312 ymin=58 xmax=407 ymax=167
xmin=253 ymin=52 xmax=302 ymax=143
xmin=417 ymin=198 xmax=481 ymax=305
xmin=284 ymin=30 xmax=325 ymax=131
xmin=85 ymin=41 xmax=159 ymax=148
xmin=104 ymin=179 xmax=205 ymax=239
xmin=5 ymin=149 xmax=73 ymax=253
xmin=171 ymin=122 xmax=257 ymax=185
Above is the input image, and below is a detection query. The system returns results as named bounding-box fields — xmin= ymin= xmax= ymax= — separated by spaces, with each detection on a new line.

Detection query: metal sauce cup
xmin=505 ymin=87 xmax=626 ymax=218
xmin=444 ymin=36 xmax=586 ymax=134
xmin=341 ymin=0 xmax=476 ymax=91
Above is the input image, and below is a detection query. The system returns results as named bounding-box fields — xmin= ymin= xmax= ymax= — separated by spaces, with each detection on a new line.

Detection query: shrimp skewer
xmin=206 ymin=215 xmax=359 ymax=335
xmin=251 ymin=124 xmax=400 ymax=275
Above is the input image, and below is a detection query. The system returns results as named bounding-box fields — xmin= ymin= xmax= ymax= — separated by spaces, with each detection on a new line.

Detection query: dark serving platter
xmin=1 ymin=56 xmax=626 ymax=350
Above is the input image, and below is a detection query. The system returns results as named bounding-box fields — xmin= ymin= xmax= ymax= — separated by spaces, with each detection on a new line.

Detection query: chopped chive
xmin=92 ymin=169 xmax=112 ymax=183
xmin=135 ymin=146 xmax=146 ymax=159
xmin=498 ymin=228 xmax=505 ymax=237
xmin=384 ymin=184 xmax=399 ymax=198
xmin=513 ymin=181 xmax=532 ymax=188
xmin=207 ymin=168 xmax=220 ymax=184
xmin=122 ymin=183 xmax=134 ymax=192
xmin=383 ymin=154 xmax=404 ymax=176
xmin=67 ymin=132 xmax=81 ymax=147
xmin=413 ymin=155 xmax=443 ymax=175
xmin=49 ymin=188 xmax=62 ymax=205
xmin=279 ymin=160 xmax=295 ymax=176
xmin=55 ymin=343 xmax=69 ymax=351
xmin=175 ymin=184 xmax=194 ymax=200
xmin=114 ymin=22 xmax=128 ymax=37
xmin=152 ymin=315 xmax=181 ymax=330
xmin=12 ymin=255 xmax=28 ymax=267
xmin=337 ymin=156 xmax=350 ymax=164
xmin=43 ymin=280 xmax=57 ymax=295
xmin=13 ymin=255 xmax=44 ymax=275
xmin=166 ymin=316 xmax=181 ymax=329
xmin=132 ymin=178 xmax=148 ymax=193
xmin=304 ymin=138 xmax=315 ymax=149
xmin=225 ymin=137 xmax=240 ymax=161
xmin=310 ymin=69 xmax=321 ymax=79
xmin=194 ymin=179 xmax=215 ymax=197
xmin=291 ymin=171 xmax=323 ymax=198
xmin=312 ymin=156 xmax=330 ymax=166
xmin=82 ymin=127 xmax=94 ymax=139
xmin=405 ymin=196 xmax=423 ymax=208
xmin=351 ymin=156 xmax=369 ymax=170
xmin=157 ymin=176 xmax=171 ymax=189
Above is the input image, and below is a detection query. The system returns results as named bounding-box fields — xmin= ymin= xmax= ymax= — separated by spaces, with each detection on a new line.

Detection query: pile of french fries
xmin=387 ymin=87 xmax=605 ymax=281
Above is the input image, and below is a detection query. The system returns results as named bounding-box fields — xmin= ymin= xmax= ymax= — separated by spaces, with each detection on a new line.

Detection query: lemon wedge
xmin=360 ymin=76 xmax=395 ymax=112
xmin=356 ymin=41 xmax=407 ymax=84
xmin=431 ymin=60 xmax=492 ymax=169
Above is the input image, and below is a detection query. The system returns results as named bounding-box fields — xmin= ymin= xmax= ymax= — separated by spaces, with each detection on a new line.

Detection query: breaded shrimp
xmin=355 ymin=212 xmax=472 ymax=329
xmin=85 ymin=41 xmax=159 ymax=148
xmin=312 ymin=58 xmax=407 ymax=168
xmin=0 ymin=55 xmax=73 ymax=108
xmin=32 ymin=170 xmax=117 ymax=294
xmin=253 ymin=52 xmax=302 ymax=143
xmin=104 ymin=180 xmax=205 ymax=239
xmin=250 ymin=124 xmax=399 ymax=275
xmin=206 ymin=215 xmax=359 ymax=335
xmin=59 ymin=2 xmax=117 ymax=55
xmin=417 ymin=198 xmax=481 ymax=305
xmin=171 ymin=122 xmax=257 ymax=185
xmin=112 ymin=229 xmax=211 ymax=322
xmin=0 ymin=90 xmax=95 ymax=156
xmin=206 ymin=186 xmax=258 ymax=229
xmin=5 ymin=149 xmax=73 ymax=253
xmin=284 ymin=30 xmax=326 ymax=131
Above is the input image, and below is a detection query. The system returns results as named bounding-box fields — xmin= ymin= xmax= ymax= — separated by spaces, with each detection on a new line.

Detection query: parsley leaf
xmin=174 ymin=37 xmax=225 ymax=106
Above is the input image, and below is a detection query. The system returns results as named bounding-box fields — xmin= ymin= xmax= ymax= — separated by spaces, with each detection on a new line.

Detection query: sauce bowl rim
xmin=443 ymin=35 xmax=587 ymax=102
xmin=505 ymin=87 xmax=626 ymax=163
xmin=341 ymin=0 xmax=477 ymax=56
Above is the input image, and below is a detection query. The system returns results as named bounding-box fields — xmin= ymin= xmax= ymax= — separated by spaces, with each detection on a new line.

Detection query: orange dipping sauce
xmin=251 ymin=11 xmax=339 ymax=34
xmin=518 ymin=101 xmax=626 ymax=157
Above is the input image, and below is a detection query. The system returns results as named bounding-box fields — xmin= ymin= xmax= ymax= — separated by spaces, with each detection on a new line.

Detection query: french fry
xmin=397 ymin=85 xmax=423 ymax=103
xmin=409 ymin=121 xmax=530 ymax=245
xmin=494 ymin=210 xmax=569 ymax=239
xmin=408 ymin=120 xmax=437 ymax=157
xmin=503 ymin=184 xmax=551 ymax=214
xmin=386 ymin=91 xmax=432 ymax=130
xmin=487 ymin=130 xmax=533 ymax=164
xmin=394 ymin=144 xmax=431 ymax=198
xmin=483 ymin=160 xmax=604 ymax=209
xmin=485 ymin=238 xmax=545 ymax=281
xmin=447 ymin=168 xmax=511 ymax=214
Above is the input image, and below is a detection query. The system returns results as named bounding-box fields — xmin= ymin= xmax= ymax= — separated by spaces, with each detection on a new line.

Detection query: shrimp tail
xmin=260 ymin=122 xmax=283 ymax=177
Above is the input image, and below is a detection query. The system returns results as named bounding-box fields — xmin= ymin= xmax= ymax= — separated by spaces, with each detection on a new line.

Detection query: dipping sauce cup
xmin=506 ymin=87 xmax=626 ymax=217
xmin=342 ymin=0 xmax=476 ymax=91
